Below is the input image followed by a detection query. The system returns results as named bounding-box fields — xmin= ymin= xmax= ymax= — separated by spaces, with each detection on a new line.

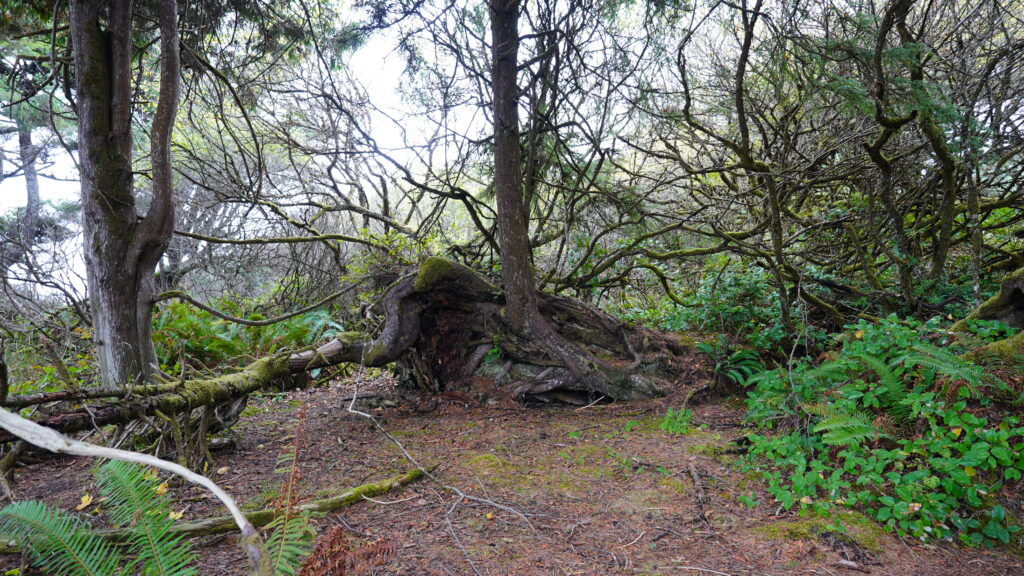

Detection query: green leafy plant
xmin=0 ymin=461 xmax=194 ymax=576
xmin=695 ymin=335 xmax=762 ymax=387
xmin=0 ymin=457 xmax=316 ymax=576
xmin=152 ymin=299 xmax=343 ymax=371
xmin=965 ymin=319 xmax=1018 ymax=343
xmin=659 ymin=407 xmax=693 ymax=435
xmin=742 ymin=316 xmax=1024 ymax=546
xmin=0 ymin=500 xmax=120 ymax=576
xmin=263 ymin=407 xmax=316 ymax=576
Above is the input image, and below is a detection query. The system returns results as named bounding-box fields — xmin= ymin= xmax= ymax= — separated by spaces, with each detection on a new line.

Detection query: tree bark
xmin=0 ymin=128 xmax=41 ymax=274
xmin=487 ymin=0 xmax=668 ymax=399
xmin=71 ymin=0 xmax=180 ymax=388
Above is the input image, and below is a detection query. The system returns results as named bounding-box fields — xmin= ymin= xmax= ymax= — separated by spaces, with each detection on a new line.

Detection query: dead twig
xmin=688 ymin=462 xmax=712 ymax=528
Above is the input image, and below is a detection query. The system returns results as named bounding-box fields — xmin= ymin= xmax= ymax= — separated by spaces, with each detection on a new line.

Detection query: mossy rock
xmin=754 ymin=511 xmax=887 ymax=554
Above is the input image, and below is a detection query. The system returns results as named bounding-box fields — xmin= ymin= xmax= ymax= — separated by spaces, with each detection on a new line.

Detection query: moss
xmin=753 ymin=511 xmax=887 ymax=554
xmin=656 ymin=477 xmax=689 ymax=493
xmin=414 ymin=257 xmax=458 ymax=292
xmin=969 ymin=330 xmax=1024 ymax=363
xmin=608 ymin=488 xmax=664 ymax=513
xmin=464 ymin=452 xmax=533 ymax=491
xmin=952 ymin=266 xmax=1024 ymax=331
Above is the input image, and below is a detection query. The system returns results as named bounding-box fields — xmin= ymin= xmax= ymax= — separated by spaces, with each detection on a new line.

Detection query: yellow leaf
xmin=485 ymin=513 xmax=494 ymax=521
xmin=946 ymin=314 xmax=954 ymax=320
xmin=168 ymin=511 xmax=184 ymax=520
xmin=216 ymin=466 xmax=229 ymax=475
xmin=951 ymin=428 xmax=962 ymax=438
xmin=854 ymin=330 xmax=864 ymax=339
xmin=964 ymin=466 xmax=976 ymax=477
xmin=155 ymin=482 xmax=169 ymax=496
xmin=75 ymin=493 xmax=93 ymax=511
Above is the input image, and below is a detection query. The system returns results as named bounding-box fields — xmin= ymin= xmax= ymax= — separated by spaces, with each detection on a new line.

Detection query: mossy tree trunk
xmin=71 ymin=0 xmax=180 ymax=388
xmin=954 ymin=267 xmax=1024 ymax=361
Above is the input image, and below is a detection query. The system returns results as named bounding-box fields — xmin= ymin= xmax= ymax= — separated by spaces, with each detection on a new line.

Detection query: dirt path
xmin=5 ymin=376 xmax=1023 ymax=575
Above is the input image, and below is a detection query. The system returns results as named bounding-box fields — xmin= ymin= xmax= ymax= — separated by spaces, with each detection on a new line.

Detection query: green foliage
xmin=263 ymin=513 xmax=314 ymax=576
xmin=0 ymin=459 xmax=316 ymax=575
xmin=742 ymin=317 xmax=1024 ymax=546
xmin=0 ymin=501 xmax=121 ymax=576
xmin=695 ymin=335 xmax=762 ymax=386
xmin=659 ymin=407 xmax=693 ymax=435
xmin=964 ymin=319 xmax=1018 ymax=343
xmin=0 ymin=461 xmax=195 ymax=576
xmin=657 ymin=265 xmax=825 ymax=354
xmin=152 ymin=299 xmax=343 ymax=370
xmin=95 ymin=462 xmax=196 ymax=576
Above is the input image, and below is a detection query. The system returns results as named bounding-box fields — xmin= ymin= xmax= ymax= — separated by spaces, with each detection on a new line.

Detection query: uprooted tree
xmin=0 ymin=257 xmax=691 ymax=447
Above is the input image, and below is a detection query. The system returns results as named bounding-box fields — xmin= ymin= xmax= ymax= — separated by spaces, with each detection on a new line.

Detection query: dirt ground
xmin=4 ymin=371 xmax=1023 ymax=576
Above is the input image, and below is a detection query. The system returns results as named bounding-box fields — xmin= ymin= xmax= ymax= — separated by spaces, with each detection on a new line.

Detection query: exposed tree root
xmin=292 ymin=257 xmax=692 ymax=401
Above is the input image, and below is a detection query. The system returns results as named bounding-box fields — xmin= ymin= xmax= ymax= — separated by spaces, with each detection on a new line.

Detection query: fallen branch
xmin=687 ymin=462 xmax=712 ymax=528
xmin=0 ymin=406 xmax=273 ymax=575
xmin=0 ymin=355 xmax=293 ymax=444
xmin=0 ymin=468 xmax=423 ymax=554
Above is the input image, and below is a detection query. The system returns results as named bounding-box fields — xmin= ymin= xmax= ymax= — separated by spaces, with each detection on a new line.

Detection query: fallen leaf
xmin=75 ymin=493 xmax=93 ymax=511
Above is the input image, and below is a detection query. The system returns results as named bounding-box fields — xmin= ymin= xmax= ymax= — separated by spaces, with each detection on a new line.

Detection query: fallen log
xmin=0 ymin=356 xmax=292 ymax=444
xmin=0 ymin=467 xmax=424 ymax=555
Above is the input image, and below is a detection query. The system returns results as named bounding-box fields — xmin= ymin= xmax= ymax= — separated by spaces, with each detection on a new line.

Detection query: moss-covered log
xmin=0 ymin=356 xmax=291 ymax=444
xmin=0 ymin=468 xmax=423 ymax=555
xmin=953 ymin=267 xmax=1024 ymax=331
xmin=953 ymin=267 xmax=1024 ymax=363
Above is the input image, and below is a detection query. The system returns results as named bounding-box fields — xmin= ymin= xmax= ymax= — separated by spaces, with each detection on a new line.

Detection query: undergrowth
xmin=741 ymin=316 xmax=1024 ymax=547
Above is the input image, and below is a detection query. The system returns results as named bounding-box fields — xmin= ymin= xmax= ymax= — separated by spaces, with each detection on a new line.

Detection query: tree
xmin=70 ymin=0 xmax=179 ymax=387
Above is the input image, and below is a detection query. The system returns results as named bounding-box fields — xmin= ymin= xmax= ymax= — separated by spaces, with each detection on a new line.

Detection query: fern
xmin=898 ymin=342 xmax=988 ymax=392
xmin=0 ymin=500 xmax=121 ymax=576
xmin=852 ymin=353 xmax=911 ymax=422
xmin=96 ymin=461 xmax=196 ymax=576
xmin=802 ymin=357 xmax=856 ymax=384
xmin=264 ymin=513 xmax=315 ymax=576
xmin=808 ymin=404 xmax=882 ymax=446
xmin=265 ymin=406 xmax=315 ymax=575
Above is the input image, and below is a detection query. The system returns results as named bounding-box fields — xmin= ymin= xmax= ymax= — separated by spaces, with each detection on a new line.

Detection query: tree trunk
xmin=292 ymin=258 xmax=688 ymax=401
xmin=486 ymin=0 xmax=669 ymax=399
xmin=953 ymin=267 xmax=1024 ymax=361
xmin=71 ymin=0 xmax=180 ymax=388
xmin=0 ymin=128 xmax=41 ymax=273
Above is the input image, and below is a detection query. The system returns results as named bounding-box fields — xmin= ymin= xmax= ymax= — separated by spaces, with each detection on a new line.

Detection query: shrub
xmin=742 ymin=316 xmax=1024 ymax=546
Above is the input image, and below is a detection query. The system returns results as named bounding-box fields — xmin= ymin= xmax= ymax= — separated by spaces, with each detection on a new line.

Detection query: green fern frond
xmin=264 ymin=511 xmax=315 ymax=576
xmin=96 ymin=461 xmax=196 ymax=576
xmin=852 ymin=353 xmax=911 ymax=422
xmin=803 ymin=359 xmax=855 ymax=384
xmin=0 ymin=500 xmax=122 ymax=576
xmin=811 ymin=408 xmax=882 ymax=446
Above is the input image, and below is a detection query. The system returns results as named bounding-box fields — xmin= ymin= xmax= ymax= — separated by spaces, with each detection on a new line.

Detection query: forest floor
xmin=5 ymin=369 xmax=1024 ymax=576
